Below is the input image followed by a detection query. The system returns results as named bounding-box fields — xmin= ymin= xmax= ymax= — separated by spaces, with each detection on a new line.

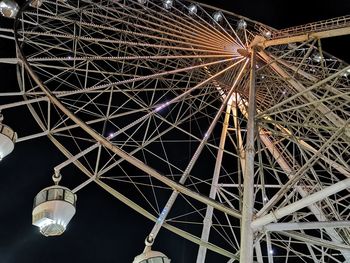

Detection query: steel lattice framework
xmin=0 ymin=0 xmax=350 ymax=262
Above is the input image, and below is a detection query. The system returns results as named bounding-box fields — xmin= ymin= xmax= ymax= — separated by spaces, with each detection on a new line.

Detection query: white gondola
xmin=0 ymin=121 xmax=16 ymax=161
xmin=133 ymin=248 xmax=171 ymax=263
xmin=0 ymin=0 xmax=19 ymax=18
xmin=133 ymin=236 xmax=171 ymax=263
xmin=32 ymin=186 xmax=76 ymax=236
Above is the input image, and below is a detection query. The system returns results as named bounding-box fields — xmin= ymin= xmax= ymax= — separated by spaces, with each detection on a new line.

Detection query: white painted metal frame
xmin=0 ymin=0 xmax=349 ymax=262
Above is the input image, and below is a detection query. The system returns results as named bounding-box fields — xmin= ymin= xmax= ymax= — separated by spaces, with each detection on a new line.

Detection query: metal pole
xmin=264 ymin=221 xmax=350 ymax=231
xmin=239 ymin=48 xmax=257 ymax=263
xmin=266 ymin=232 xmax=274 ymax=263
xmin=262 ymin=27 xmax=350 ymax=47
xmin=196 ymin=99 xmax=233 ymax=263
xmin=252 ymin=177 xmax=350 ymax=229
xmin=257 ymin=130 xmax=350 ymax=261
xmin=275 ymin=231 xmax=350 ymax=251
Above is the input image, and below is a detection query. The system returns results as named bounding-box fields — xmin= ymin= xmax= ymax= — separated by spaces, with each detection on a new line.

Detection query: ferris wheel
xmin=0 ymin=0 xmax=350 ymax=262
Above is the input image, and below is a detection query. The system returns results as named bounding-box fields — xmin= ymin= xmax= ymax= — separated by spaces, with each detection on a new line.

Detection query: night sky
xmin=0 ymin=0 xmax=349 ymax=263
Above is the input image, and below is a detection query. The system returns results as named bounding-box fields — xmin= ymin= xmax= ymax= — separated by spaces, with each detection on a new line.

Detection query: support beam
xmin=257 ymin=122 xmax=345 ymax=216
xmin=0 ymin=58 xmax=20 ymax=64
xmin=265 ymin=221 xmax=350 ymax=231
xmin=196 ymin=99 xmax=232 ymax=263
xmin=266 ymin=232 xmax=274 ymax=263
xmin=232 ymin=81 xmax=350 ymax=260
xmin=255 ymin=242 xmax=263 ymax=263
xmin=239 ymin=48 xmax=257 ymax=263
xmin=276 ymin=231 xmax=350 ymax=252
xmin=252 ymin=177 xmax=350 ymax=229
xmin=258 ymin=51 xmax=350 ymax=140
xmin=258 ymin=132 xmax=350 ymax=260
xmin=261 ymin=26 xmax=350 ymax=47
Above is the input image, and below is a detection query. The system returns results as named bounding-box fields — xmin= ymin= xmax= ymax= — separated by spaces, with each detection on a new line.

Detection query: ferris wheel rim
xmin=12 ymin=1 xmax=245 ymax=258
xmin=10 ymin=0 xmax=350 ymax=262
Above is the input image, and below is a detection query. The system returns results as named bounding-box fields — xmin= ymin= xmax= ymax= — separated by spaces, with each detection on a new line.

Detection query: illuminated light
xmin=237 ymin=19 xmax=247 ymax=30
xmin=188 ymin=4 xmax=197 ymax=15
xmin=282 ymin=90 xmax=287 ymax=95
xmin=263 ymin=196 xmax=268 ymax=201
xmin=269 ymin=249 xmax=274 ymax=254
xmin=230 ymin=92 xmax=241 ymax=103
xmin=343 ymin=68 xmax=350 ymax=77
xmin=155 ymin=105 xmax=165 ymax=112
xmin=158 ymin=208 xmax=167 ymax=220
xmin=36 ymin=217 xmax=54 ymax=228
xmin=264 ymin=31 xmax=272 ymax=39
xmin=0 ymin=0 xmax=19 ymax=18
xmin=213 ymin=11 xmax=223 ymax=23
xmin=204 ymin=132 xmax=209 ymax=138
xmin=261 ymin=75 xmax=265 ymax=79
xmin=155 ymin=102 xmax=169 ymax=112
xmin=313 ymin=54 xmax=322 ymax=63
xmin=163 ymin=0 xmax=172 ymax=10
xmin=138 ymin=0 xmax=147 ymax=4
xmin=155 ymin=106 xmax=163 ymax=112
xmin=29 ymin=0 xmax=43 ymax=8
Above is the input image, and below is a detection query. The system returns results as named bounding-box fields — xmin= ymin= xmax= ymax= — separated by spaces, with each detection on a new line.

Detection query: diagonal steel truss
xmin=0 ymin=0 xmax=349 ymax=262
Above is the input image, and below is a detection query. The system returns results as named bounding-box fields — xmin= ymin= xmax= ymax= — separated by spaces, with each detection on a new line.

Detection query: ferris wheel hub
xmin=237 ymin=48 xmax=251 ymax=58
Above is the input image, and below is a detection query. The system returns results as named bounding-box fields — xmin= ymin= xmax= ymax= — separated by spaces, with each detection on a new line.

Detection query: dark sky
xmin=0 ymin=1 xmax=349 ymax=263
